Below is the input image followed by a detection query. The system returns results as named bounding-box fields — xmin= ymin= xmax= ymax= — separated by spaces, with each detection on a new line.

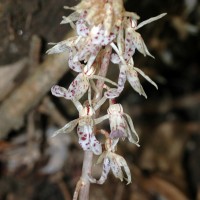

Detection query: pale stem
xmin=95 ymin=45 xmax=112 ymax=100
xmin=78 ymin=46 xmax=112 ymax=200
xmin=79 ymin=151 xmax=93 ymax=200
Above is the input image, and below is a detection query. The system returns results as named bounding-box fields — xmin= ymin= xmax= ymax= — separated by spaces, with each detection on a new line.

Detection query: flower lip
xmin=110 ymin=130 xmax=125 ymax=139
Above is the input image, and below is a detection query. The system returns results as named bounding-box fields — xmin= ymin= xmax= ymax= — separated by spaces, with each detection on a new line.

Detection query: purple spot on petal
xmin=81 ymin=137 xmax=86 ymax=140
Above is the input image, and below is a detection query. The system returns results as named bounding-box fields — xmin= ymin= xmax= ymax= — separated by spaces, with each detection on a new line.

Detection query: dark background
xmin=0 ymin=0 xmax=200 ymax=199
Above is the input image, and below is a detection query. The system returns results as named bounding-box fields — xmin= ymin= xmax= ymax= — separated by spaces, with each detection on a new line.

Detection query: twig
xmin=141 ymin=174 xmax=188 ymax=200
xmin=0 ymin=58 xmax=28 ymax=102
xmin=26 ymin=110 xmax=39 ymax=171
xmin=29 ymin=35 xmax=42 ymax=69
xmin=0 ymin=33 xmax=73 ymax=138
xmin=146 ymin=176 xmax=188 ymax=199
xmin=131 ymin=166 xmax=188 ymax=200
xmin=27 ymin=110 xmax=35 ymax=144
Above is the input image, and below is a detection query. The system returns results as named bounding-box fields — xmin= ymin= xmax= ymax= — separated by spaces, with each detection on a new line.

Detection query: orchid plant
xmin=47 ymin=0 xmax=166 ymax=199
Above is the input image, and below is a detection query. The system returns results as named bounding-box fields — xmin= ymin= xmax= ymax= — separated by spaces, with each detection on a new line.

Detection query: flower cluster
xmin=48 ymin=0 xmax=166 ymax=186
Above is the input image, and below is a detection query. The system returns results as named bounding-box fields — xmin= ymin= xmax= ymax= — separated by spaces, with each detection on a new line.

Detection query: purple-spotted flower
xmin=89 ymin=135 xmax=131 ymax=185
xmin=103 ymin=13 xmax=166 ymax=99
xmin=95 ymin=103 xmax=140 ymax=147
xmin=90 ymin=151 xmax=131 ymax=185
xmin=129 ymin=13 xmax=167 ymax=57
xmin=104 ymin=63 xmax=158 ymax=99
xmin=52 ymin=103 xmax=102 ymax=155
xmin=111 ymin=13 xmax=167 ymax=62
xmin=47 ymin=0 xmax=167 ymax=191
xmin=47 ymin=10 xmax=116 ymax=74
xmin=51 ymin=65 xmax=117 ymax=101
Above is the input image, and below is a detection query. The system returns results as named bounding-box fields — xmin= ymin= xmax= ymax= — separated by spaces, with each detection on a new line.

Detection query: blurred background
xmin=0 ymin=0 xmax=200 ymax=199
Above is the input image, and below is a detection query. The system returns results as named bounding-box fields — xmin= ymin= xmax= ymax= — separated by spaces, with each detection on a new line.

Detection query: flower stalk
xmin=47 ymin=0 xmax=166 ymax=199
xmin=78 ymin=151 xmax=93 ymax=200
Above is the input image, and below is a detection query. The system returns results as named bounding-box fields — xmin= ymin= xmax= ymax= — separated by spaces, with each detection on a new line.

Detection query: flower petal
xmin=136 ymin=13 xmax=167 ymax=30
xmin=77 ymin=125 xmax=91 ymax=151
xmin=67 ymin=73 xmax=89 ymax=100
xmin=101 ymin=33 xmax=116 ymax=46
xmin=124 ymin=28 xmax=135 ymax=62
xmin=76 ymin=19 xmax=89 ymax=37
xmin=134 ymin=67 xmax=158 ymax=89
xmin=90 ymin=134 xmax=102 ymax=155
xmin=91 ymin=26 xmax=115 ymax=46
xmin=77 ymin=39 xmax=99 ymax=62
xmin=97 ymin=157 xmax=111 ymax=184
xmin=104 ymin=66 xmax=126 ymax=99
xmin=117 ymin=27 xmax=125 ymax=56
xmin=68 ymin=49 xmax=83 ymax=72
xmin=132 ymin=31 xmax=154 ymax=58
xmin=110 ymin=153 xmax=124 ymax=182
xmin=126 ymin=66 xmax=147 ymax=98
xmin=94 ymin=114 xmax=109 ymax=125
xmin=46 ymin=37 xmax=78 ymax=54
xmin=117 ymin=66 xmax=127 ymax=90
xmin=123 ymin=113 xmax=140 ymax=147
xmin=52 ymin=73 xmax=89 ymax=101
xmin=104 ymin=88 xmax=120 ymax=99
xmin=85 ymin=46 xmax=101 ymax=70
xmin=52 ymin=119 xmax=79 ymax=137
xmin=91 ymin=26 xmax=104 ymax=45
xmin=51 ymin=85 xmax=68 ymax=98
xmin=116 ymin=155 xmax=132 ymax=184
xmin=60 ymin=12 xmax=80 ymax=24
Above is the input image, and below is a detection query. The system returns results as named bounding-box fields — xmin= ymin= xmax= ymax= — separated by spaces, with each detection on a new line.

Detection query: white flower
xmin=95 ymin=103 xmax=140 ymax=147
xmin=105 ymin=64 xmax=158 ymax=99
xmin=51 ymin=73 xmax=90 ymax=101
xmin=47 ymin=10 xmax=116 ymax=74
xmin=104 ymin=13 xmax=166 ymax=99
xmin=52 ymin=104 xmax=102 ymax=155
xmin=89 ymin=150 xmax=131 ymax=185
xmin=108 ymin=104 xmax=139 ymax=146
xmin=126 ymin=13 xmax=167 ymax=58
